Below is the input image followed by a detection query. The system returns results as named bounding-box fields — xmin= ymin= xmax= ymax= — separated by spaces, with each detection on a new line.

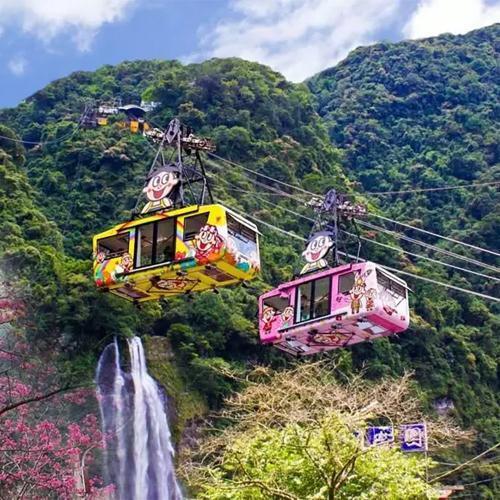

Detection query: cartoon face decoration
xmin=154 ymin=278 xmax=187 ymax=291
xmin=281 ymin=306 xmax=294 ymax=327
xmin=309 ymin=331 xmax=352 ymax=346
xmin=349 ymin=273 xmax=368 ymax=315
xmin=262 ymin=306 xmax=276 ymax=333
xmin=194 ymin=224 xmax=224 ymax=261
xmin=120 ymin=253 xmax=133 ymax=273
xmin=302 ymin=232 xmax=333 ymax=264
xmin=365 ymin=288 xmax=377 ymax=311
xmin=143 ymin=165 xmax=180 ymax=203
xmin=95 ymin=250 xmax=107 ymax=263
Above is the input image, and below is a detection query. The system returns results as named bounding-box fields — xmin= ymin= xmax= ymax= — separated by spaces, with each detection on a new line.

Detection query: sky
xmin=0 ymin=0 xmax=499 ymax=108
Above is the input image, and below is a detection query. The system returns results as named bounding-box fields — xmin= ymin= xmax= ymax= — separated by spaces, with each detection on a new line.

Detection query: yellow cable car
xmin=92 ymin=204 xmax=260 ymax=302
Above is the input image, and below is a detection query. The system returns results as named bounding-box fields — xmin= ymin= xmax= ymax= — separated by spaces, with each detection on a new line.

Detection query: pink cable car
xmin=259 ymin=261 xmax=410 ymax=356
xmin=258 ymin=190 xmax=410 ymax=356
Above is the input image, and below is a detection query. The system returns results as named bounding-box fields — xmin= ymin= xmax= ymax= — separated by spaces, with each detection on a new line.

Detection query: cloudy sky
xmin=0 ymin=0 xmax=499 ymax=107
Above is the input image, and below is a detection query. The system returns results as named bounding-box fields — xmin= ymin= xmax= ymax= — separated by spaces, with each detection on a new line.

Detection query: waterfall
xmin=96 ymin=336 xmax=183 ymax=500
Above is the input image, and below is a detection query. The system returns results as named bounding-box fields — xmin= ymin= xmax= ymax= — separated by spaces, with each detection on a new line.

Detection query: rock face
xmin=143 ymin=335 xmax=207 ymax=444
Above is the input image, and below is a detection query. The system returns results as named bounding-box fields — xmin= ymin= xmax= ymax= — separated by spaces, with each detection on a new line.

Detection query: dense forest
xmin=0 ymin=23 xmax=498 ymax=497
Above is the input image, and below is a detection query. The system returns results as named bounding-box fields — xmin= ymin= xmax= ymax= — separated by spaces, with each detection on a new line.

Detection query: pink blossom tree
xmin=0 ymin=330 xmax=109 ymax=499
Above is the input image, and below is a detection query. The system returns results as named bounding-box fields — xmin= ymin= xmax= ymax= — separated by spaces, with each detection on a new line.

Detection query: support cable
xmin=207 ymin=155 xmax=499 ymax=259
xmin=370 ymin=213 xmax=500 ymax=258
xmin=218 ymin=200 xmax=500 ymax=303
xmin=210 ymin=167 xmax=499 ymax=283
xmin=357 ymin=220 xmax=500 ymax=274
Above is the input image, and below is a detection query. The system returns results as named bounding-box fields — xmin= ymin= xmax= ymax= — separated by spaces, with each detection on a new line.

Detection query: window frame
xmin=295 ymin=275 xmax=332 ymax=324
xmin=227 ymin=213 xmax=257 ymax=244
xmin=134 ymin=217 xmax=176 ymax=270
xmin=338 ymin=271 xmax=356 ymax=295
xmin=183 ymin=212 xmax=209 ymax=241
xmin=376 ymin=269 xmax=407 ymax=306
xmin=97 ymin=232 xmax=130 ymax=260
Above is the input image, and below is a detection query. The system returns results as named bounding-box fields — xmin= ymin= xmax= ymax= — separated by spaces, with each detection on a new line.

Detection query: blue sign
xmin=366 ymin=426 xmax=394 ymax=447
xmin=400 ymin=423 xmax=428 ymax=452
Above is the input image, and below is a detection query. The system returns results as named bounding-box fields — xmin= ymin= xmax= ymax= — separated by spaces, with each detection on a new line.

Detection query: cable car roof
xmin=118 ymin=104 xmax=147 ymax=117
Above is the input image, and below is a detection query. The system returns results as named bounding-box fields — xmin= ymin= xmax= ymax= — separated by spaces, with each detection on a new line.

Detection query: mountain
xmin=308 ymin=25 xmax=500 ymax=444
xmin=0 ymin=25 xmax=499 ymax=495
xmin=309 ymin=24 xmax=499 ymax=254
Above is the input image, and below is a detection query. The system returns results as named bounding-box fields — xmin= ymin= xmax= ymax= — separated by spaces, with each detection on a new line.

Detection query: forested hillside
xmin=0 ymin=24 xmax=499 ymax=496
xmin=308 ymin=23 xmax=500 ymax=442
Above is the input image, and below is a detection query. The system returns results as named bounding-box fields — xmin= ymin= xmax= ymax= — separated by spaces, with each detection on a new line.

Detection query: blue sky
xmin=0 ymin=0 xmax=499 ymax=108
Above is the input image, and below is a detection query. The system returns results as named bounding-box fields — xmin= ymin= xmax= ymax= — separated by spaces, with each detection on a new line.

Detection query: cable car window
xmin=184 ymin=213 xmax=209 ymax=241
xmin=156 ymin=218 xmax=175 ymax=263
xmin=339 ymin=272 xmax=355 ymax=294
xmin=296 ymin=277 xmax=331 ymax=323
xmin=313 ymin=277 xmax=330 ymax=318
xmin=97 ymin=234 xmax=129 ymax=259
xmin=263 ymin=295 xmax=289 ymax=314
xmin=376 ymin=270 xmax=406 ymax=306
xmin=136 ymin=223 xmax=154 ymax=268
xmin=227 ymin=214 xmax=258 ymax=259
xmin=296 ymin=281 xmax=312 ymax=323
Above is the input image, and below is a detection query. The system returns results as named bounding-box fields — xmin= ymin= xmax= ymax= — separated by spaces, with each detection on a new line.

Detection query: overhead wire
xmin=357 ymin=219 xmax=500 ymax=274
xmin=370 ymin=213 xmax=500 ymax=258
xmin=218 ymin=198 xmax=500 ymax=303
xmin=342 ymin=231 xmax=500 ymax=283
xmin=430 ymin=441 xmax=500 ymax=483
xmin=208 ymin=154 xmax=499 ymax=261
xmin=206 ymin=158 xmax=309 ymax=200
xmin=349 ymin=180 xmax=500 ymax=196
xmin=208 ymin=158 xmax=500 ymax=284
xmin=207 ymin=152 xmax=314 ymax=196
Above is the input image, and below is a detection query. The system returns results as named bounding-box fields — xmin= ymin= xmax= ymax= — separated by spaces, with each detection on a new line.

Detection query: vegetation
xmin=182 ymin=362 xmax=471 ymax=499
xmin=309 ymin=23 xmax=500 ymax=438
xmin=0 ymin=24 xmax=498 ymax=496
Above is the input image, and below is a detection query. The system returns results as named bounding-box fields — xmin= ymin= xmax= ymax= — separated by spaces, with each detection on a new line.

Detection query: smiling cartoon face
xmin=155 ymin=278 xmax=186 ymax=290
xmin=262 ymin=306 xmax=275 ymax=325
xmin=143 ymin=166 xmax=180 ymax=202
xmin=302 ymin=233 xmax=333 ymax=263
xmin=120 ymin=253 xmax=133 ymax=273
xmin=281 ymin=306 xmax=294 ymax=325
xmin=95 ymin=250 xmax=107 ymax=263
xmin=194 ymin=224 xmax=224 ymax=261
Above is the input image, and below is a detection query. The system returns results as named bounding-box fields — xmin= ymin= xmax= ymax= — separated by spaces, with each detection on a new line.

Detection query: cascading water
xmin=96 ymin=336 xmax=183 ymax=500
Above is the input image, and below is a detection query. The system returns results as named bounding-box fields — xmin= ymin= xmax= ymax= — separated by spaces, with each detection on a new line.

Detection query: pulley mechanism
xmin=133 ymin=119 xmax=215 ymax=218
xmin=301 ymin=189 xmax=367 ymax=274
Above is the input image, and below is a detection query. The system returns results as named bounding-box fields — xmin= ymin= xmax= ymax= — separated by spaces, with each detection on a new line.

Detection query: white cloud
xmin=404 ymin=0 xmax=500 ymax=39
xmin=8 ymin=55 xmax=27 ymax=76
xmin=198 ymin=0 xmax=402 ymax=82
xmin=0 ymin=0 xmax=136 ymax=52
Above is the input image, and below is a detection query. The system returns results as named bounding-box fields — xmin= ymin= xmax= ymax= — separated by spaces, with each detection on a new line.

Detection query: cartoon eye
xmin=160 ymin=173 xmax=170 ymax=185
xmin=152 ymin=175 xmax=161 ymax=187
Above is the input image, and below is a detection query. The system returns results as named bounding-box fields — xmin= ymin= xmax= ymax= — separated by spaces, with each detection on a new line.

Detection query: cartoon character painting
xmin=281 ymin=306 xmax=294 ymax=328
xmin=300 ymin=231 xmax=334 ymax=275
xmin=350 ymin=273 xmax=366 ymax=314
xmin=141 ymin=164 xmax=181 ymax=214
xmin=365 ymin=288 xmax=376 ymax=311
xmin=115 ymin=252 xmax=133 ymax=275
xmin=93 ymin=250 xmax=108 ymax=287
xmin=261 ymin=306 xmax=277 ymax=335
xmin=194 ymin=224 xmax=225 ymax=264
xmin=309 ymin=330 xmax=353 ymax=347
xmin=153 ymin=277 xmax=189 ymax=291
